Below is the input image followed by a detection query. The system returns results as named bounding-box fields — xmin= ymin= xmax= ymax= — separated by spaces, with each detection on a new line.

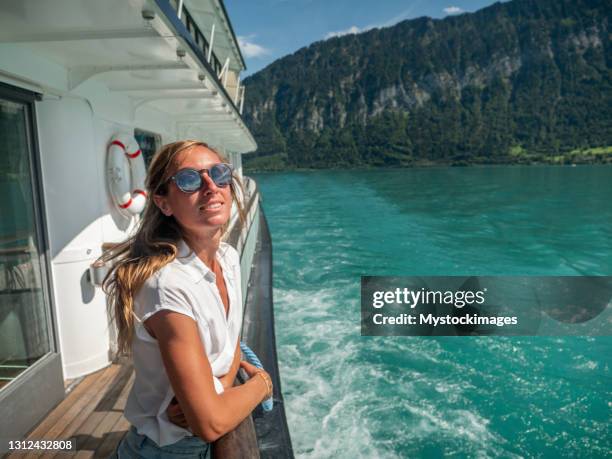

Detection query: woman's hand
xmin=240 ymin=361 xmax=273 ymax=401
xmin=167 ymin=397 xmax=189 ymax=429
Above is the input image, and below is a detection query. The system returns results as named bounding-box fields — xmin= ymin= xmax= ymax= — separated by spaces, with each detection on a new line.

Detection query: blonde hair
xmin=100 ymin=140 xmax=246 ymax=354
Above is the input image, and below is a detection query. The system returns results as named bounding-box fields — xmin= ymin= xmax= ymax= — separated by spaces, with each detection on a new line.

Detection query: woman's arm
xmin=146 ymin=310 xmax=271 ymax=442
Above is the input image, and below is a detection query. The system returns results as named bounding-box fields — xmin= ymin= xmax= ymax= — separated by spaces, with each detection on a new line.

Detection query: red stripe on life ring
xmin=134 ymin=189 xmax=147 ymax=197
xmin=111 ymin=140 xmax=126 ymax=150
xmin=119 ymin=198 xmax=133 ymax=209
xmin=126 ymin=149 xmax=141 ymax=159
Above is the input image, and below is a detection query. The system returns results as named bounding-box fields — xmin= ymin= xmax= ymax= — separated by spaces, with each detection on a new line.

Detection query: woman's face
xmin=154 ymin=145 xmax=233 ymax=236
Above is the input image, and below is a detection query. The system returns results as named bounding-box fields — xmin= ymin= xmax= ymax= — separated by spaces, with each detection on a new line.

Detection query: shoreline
xmin=246 ymin=154 xmax=612 ymax=174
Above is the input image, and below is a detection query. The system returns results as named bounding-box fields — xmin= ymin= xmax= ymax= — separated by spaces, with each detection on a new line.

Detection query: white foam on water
xmin=401 ymin=401 xmax=513 ymax=457
xmin=574 ymin=359 xmax=598 ymax=371
xmin=433 ymin=380 xmax=462 ymax=394
xmin=275 ymin=286 xmax=401 ymax=457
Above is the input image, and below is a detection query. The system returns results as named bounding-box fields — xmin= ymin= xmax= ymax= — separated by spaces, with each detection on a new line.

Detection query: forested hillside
xmin=242 ymin=0 xmax=611 ymax=170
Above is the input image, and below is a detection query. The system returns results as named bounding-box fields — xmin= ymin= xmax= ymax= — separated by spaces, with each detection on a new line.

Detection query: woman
xmin=103 ymin=140 xmax=272 ymax=458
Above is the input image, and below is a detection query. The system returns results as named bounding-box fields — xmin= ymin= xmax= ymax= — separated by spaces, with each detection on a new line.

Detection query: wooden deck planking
xmin=71 ymin=370 xmax=135 ymax=459
xmin=25 ymin=365 xmax=121 ymax=445
xmin=8 ymin=360 xmax=134 ymax=459
xmin=36 ymin=364 xmax=125 ymax=459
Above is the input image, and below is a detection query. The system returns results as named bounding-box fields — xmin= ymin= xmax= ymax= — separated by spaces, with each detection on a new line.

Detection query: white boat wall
xmin=0 ymin=0 xmax=270 ymax=443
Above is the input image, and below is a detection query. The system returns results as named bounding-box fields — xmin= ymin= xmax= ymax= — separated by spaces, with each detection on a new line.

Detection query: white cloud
xmin=443 ymin=6 xmax=464 ymax=15
xmin=325 ymin=25 xmax=364 ymax=39
xmin=237 ymin=35 xmax=270 ymax=58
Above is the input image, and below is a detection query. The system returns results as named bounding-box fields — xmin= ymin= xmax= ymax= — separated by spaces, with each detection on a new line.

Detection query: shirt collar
xmin=176 ymin=239 xmax=234 ymax=283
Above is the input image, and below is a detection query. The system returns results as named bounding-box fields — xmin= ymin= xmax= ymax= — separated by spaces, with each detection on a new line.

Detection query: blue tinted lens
xmin=210 ymin=164 xmax=232 ymax=187
xmin=175 ymin=169 xmax=202 ymax=192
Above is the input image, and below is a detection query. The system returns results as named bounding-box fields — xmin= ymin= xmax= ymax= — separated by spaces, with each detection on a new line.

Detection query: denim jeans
xmin=114 ymin=426 xmax=210 ymax=459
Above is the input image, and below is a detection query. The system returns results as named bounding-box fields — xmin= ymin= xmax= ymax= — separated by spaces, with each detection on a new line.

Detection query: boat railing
xmin=155 ymin=0 xmax=246 ymax=114
xmin=168 ymin=0 xmax=225 ymax=77
xmin=166 ymin=0 xmax=247 ymax=107
xmin=211 ymin=395 xmax=260 ymax=458
xmin=225 ymin=176 xmax=259 ymax=255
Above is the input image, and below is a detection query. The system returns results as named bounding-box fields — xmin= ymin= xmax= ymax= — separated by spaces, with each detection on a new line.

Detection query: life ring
xmin=106 ymin=134 xmax=147 ymax=216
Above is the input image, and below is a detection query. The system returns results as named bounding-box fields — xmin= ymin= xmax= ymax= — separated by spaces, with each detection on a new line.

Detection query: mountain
xmin=241 ymin=0 xmax=611 ymax=170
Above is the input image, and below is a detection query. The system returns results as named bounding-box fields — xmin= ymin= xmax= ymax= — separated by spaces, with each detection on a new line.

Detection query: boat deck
xmin=9 ymin=359 xmax=134 ymax=458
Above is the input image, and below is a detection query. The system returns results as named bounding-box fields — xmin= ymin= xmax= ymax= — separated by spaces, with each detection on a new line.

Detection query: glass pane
xmin=134 ymin=128 xmax=161 ymax=169
xmin=0 ymin=98 xmax=51 ymax=390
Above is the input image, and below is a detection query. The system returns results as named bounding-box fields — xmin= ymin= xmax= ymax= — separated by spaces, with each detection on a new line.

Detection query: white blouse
xmin=124 ymin=240 xmax=243 ymax=447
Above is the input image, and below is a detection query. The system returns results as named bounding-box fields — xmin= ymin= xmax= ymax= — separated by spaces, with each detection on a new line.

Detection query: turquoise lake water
xmin=252 ymin=165 xmax=611 ymax=458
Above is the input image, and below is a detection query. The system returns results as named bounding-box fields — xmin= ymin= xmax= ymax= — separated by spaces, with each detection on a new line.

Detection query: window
xmin=0 ymin=91 xmax=52 ymax=390
xmin=134 ymin=129 xmax=162 ymax=169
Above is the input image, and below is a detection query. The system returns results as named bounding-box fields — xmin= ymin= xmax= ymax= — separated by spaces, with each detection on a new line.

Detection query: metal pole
xmin=208 ymin=23 xmax=216 ymax=63
xmin=234 ymin=75 xmax=241 ymax=105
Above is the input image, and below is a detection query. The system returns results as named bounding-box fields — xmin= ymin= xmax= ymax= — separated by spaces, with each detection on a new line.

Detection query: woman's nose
xmin=200 ymin=171 xmax=219 ymax=193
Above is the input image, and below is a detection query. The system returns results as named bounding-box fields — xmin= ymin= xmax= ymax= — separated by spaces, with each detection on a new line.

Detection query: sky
xmin=224 ymin=0 xmax=506 ymax=77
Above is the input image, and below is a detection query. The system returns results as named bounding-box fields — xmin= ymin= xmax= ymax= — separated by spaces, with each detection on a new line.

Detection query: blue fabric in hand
xmin=240 ymin=342 xmax=273 ymax=412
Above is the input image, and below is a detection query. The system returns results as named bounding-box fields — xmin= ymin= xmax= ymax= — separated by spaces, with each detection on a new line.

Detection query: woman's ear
xmin=153 ymin=194 xmax=172 ymax=216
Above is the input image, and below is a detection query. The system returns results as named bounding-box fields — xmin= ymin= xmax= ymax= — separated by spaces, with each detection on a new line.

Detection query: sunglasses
xmin=167 ymin=163 xmax=233 ymax=193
